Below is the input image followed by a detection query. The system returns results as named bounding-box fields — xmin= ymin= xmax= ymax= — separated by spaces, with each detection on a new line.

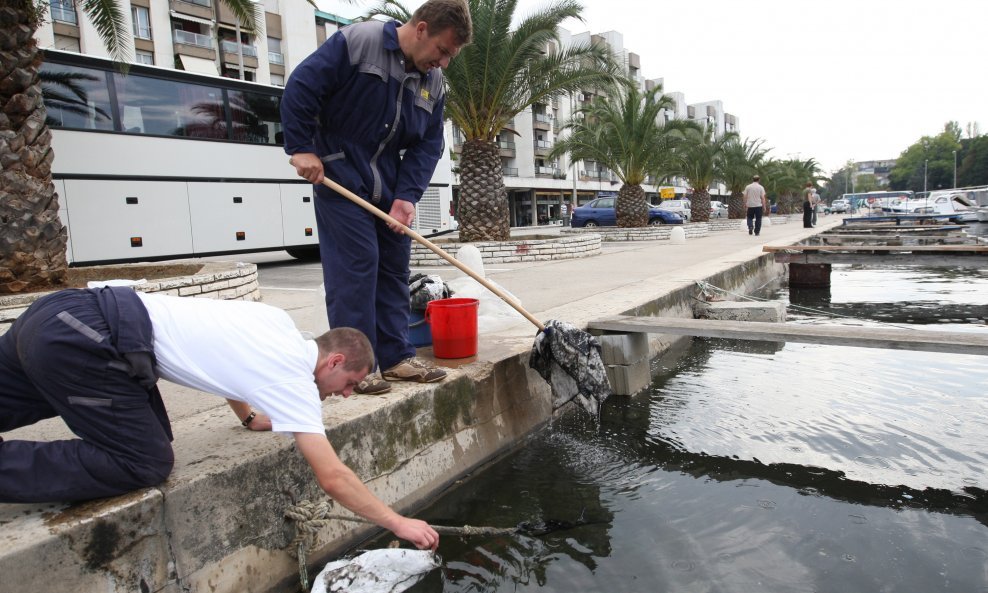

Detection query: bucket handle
xmin=410 ymin=317 xmax=427 ymax=329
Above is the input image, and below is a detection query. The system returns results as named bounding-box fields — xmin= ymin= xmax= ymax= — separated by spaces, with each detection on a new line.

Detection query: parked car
xmin=656 ymin=199 xmax=691 ymax=222
xmin=570 ymin=197 xmax=684 ymax=228
xmin=710 ymin=200 xmax=728 ymax=218
xmin=830 ymin=199 xmax=849 ymax=213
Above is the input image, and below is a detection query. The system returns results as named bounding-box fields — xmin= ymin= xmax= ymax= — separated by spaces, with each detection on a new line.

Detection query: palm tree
xmin=0 ymin=0 xmax=261 ymax=294
xmin=762 ymin=158 xmax=821 ymax=215
xmin=666 ymin=123 xmax=736 ymax=223
xmin=440 ymin=0 xmax=621 ymax=241
xmin=721 ymin=137 xmax=767 ymax=219
xmin=549 ymin=83 xmax=687 ymax=227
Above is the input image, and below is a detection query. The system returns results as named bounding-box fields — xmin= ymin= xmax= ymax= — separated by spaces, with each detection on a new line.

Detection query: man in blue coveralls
xmin=281 ymin=0 xmax=472 ymax=395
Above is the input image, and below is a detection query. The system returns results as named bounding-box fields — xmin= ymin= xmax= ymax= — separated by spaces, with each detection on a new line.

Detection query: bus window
xmin=112 ymin=73 xmax=226 ymax=139
xmin=40 ymin=63 xmax=114 ymax=131
xmin=228 ymin=90 xmax=282 ymax=145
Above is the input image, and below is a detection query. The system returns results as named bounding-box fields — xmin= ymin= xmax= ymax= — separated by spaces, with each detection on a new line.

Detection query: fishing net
xmin=529 ymin=319 xmax=611 ymax=416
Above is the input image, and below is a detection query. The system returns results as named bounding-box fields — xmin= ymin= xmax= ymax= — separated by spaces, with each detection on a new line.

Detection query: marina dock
xmin=588 ymin=315 xmax=988 ymax=356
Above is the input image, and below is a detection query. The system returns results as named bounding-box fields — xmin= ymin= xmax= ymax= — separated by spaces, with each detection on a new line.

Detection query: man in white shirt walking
xmin=743 ymin=175 xmax=769 ymax=236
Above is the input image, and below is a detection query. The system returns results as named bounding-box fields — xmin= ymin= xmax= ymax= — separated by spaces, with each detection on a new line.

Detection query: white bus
xmin=40 ymin=50 xmax=455 ymax=265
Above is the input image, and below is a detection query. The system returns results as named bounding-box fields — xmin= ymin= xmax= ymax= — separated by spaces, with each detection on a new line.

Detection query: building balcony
xmin=580 ymin=169 xmax=610 ymax=181
xmin=535 ymin=166 xmax=561 ymax=178
xmin=532 ymin=113 xmax=552 ymax=131
xmin=221 ymin=40 xmax=257 ymax=57
xmin=268 ymin=51 xmax=284 ymax=65
xmin=503 ymin=166 xmax=519 ymax=177
xmin=174 ymin=29 xmax=212 ymax=49
xmin=533 ymin=140 xmax=552 ymax=157
xmin=498 ymin=140 xmax=516 ymax=158
xmin=178 ymin=0 xmax=211 ymax=7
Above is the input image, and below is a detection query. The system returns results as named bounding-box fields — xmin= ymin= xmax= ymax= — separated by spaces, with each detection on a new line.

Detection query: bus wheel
xmin=286 ymin=247 xmax=320 ymax=260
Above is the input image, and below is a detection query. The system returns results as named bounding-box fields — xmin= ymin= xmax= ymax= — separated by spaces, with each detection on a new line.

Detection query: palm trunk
xmin=690 ymin=187 xmax=711 ymax=223
xmin=615 ymin=183 xmax=647 ymax=227
xmin=0 ymin=1 xmax=69 ymax=294
xmin=728 ymin=190 xmax=745 ymax=219
xmin=457 ymin=139 xmax=510 ymax=242
xmin=777 ymin=192 xmax=796 ymax=215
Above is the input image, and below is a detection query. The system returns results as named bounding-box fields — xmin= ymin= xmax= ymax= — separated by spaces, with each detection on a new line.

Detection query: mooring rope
xmin=285 ymin=499 xmax=337 ymax=592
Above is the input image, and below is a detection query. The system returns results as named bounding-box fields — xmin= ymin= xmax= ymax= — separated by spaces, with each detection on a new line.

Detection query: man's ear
xmin=416 ymin=20 xmax=429 ymax=38
xmin=327 ymin=352 xmax=346 ymax=371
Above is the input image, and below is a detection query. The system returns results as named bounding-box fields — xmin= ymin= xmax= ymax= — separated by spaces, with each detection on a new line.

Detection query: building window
xmin=270 ymin=73 xmax=285 ymax=87
xmin=49 ymin=0 xmax=77 ymax=24
xmin=132 ymin=6 xmax=151 ymax=39
xmin=267 ymin=37 xmax=284 ymax=65
xmin=135 ymin=49 xmax=154 ymax=65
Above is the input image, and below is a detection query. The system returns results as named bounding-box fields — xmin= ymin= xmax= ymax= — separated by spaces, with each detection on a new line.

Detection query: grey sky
xmin=317 ymin=0 xmax=987 ymax=174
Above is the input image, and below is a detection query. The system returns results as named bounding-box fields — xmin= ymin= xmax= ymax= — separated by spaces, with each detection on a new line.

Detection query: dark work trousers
xmin=0 ymin=290 xmax=174 ymax=502
xmin=315 ymin=185 xmax=415 ymax=371
xmin=803 ymin=201 xmax=813 ymax=227
xmin=746 ymin=206 xmax=764 ymax=235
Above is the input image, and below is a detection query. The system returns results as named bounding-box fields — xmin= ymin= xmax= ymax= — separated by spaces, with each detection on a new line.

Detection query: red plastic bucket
xmin=425 ymin=297 xmax=479 ymax=358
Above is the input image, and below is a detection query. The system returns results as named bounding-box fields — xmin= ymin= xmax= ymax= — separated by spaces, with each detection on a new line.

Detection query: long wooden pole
xmin=325 ymin=514 xmax=517 ymax=537
xmin=321 ymin=177 xmax=546 ymax=332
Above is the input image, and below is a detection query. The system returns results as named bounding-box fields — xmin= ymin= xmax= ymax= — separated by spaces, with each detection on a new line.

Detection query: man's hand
xmin=388 ymin=199 xmax=416 ymax=233
xmin=392 ymin=517 xmax=440 ymax=551
xmin=290 ymin=153 xmax=324 ymax=184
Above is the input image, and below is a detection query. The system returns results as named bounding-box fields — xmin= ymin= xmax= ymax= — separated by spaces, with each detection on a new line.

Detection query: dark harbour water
xmin=365 ymin=262 xmax=988 ymax=593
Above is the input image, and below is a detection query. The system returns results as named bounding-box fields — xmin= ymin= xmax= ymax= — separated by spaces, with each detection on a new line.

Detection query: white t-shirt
xmin=743 ymin=182 xmax=766 ymax=207
xmin=137 ymin=293 xmax=324 ymax=435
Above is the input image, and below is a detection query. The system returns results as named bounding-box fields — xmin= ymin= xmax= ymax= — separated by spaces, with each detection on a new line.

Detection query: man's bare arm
xmin=294 ymin=432 xmax=439 ymax=550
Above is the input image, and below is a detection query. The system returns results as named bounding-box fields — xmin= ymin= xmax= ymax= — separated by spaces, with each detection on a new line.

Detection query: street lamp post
xmin=953 ymin=150 xmax=958 ymax=188
xmin=923 ymin=159 xmax=928 ymax=195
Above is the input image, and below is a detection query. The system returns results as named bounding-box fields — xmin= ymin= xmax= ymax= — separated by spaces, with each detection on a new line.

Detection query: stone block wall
xmin=409 ymin=233 xmax=601 ymax=266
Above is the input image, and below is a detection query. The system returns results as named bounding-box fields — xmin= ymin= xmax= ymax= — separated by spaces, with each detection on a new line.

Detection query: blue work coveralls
xmin=280 ymin=20 xmax=446 ymax=370
xmin=0 ymin=288 xmax=173 ymax=502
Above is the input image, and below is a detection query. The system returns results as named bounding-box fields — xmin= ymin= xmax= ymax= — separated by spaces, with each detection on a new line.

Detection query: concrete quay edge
xmin=0 ymin=216 xmax=841 ymax=593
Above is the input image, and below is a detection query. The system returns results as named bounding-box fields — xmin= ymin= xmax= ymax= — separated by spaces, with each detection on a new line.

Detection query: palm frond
xmin=358 ymin=0 xmax=413 ymax=22
xmin=443 ymin=0 xmax=622 ymax=141
xmin=79 ymin=0 xmax=131 ymax=62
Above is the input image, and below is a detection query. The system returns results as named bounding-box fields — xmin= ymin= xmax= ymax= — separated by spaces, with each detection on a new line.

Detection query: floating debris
xmin=310 ymin=548 xmax=440 ymax=593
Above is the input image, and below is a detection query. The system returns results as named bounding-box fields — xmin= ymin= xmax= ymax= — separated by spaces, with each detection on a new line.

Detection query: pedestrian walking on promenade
xmin=281 ymin=0 xmax=472 ymax=395
xmin=0 ymin=287 xmax=440 ymax=550
xmin=743 ymin=175 xmax=769 ymax=236
xmin=802 ymin=182 xmax=815 ymax=228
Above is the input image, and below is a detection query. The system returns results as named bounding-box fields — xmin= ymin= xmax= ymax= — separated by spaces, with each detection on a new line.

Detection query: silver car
xmin=657 ymin=199 xmax=691 ymax=222
xmin=710 ymin=201 xmax=728 ymax=218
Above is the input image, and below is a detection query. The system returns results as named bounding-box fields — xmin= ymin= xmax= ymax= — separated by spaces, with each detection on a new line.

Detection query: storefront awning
xmin=170 ymin=11 xmax=215 ymax=26
xmin=179 ymin=55 xmax=219 ymax=75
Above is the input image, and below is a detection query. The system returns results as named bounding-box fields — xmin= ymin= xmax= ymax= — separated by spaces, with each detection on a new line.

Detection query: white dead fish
xmin=310 ymin=548 xmax=441 ymax=593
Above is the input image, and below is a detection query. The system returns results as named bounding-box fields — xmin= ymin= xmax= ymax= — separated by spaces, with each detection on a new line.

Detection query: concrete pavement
xmin=0 ymin=213 xmax=842 ymax=593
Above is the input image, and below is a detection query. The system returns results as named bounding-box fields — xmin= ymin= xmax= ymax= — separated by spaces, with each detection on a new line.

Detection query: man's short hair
xmin=315 ymin=327 xmax=374 ymax=374
xmin=412 ymin=0 xmax=472 ymax=45
xmin=752 ymin=175 xmax=760 ymax=181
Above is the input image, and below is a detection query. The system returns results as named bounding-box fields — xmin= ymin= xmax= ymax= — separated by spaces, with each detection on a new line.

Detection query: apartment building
xmin=33 ymin=2 xmax=740 ymax=227
xmin=449 ymin=28 xmax=741 ymax=226
xmin=34 ymin=0 xmax=349 ymax=86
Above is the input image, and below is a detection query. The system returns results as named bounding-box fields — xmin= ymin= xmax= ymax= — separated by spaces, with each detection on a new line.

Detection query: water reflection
xmin=362 ymin=266 xmax=988 ymax=592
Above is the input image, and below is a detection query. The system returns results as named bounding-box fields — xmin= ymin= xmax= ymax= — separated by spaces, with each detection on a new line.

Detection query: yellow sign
xmin=659 ymin=188 xmax=676 ymax=199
